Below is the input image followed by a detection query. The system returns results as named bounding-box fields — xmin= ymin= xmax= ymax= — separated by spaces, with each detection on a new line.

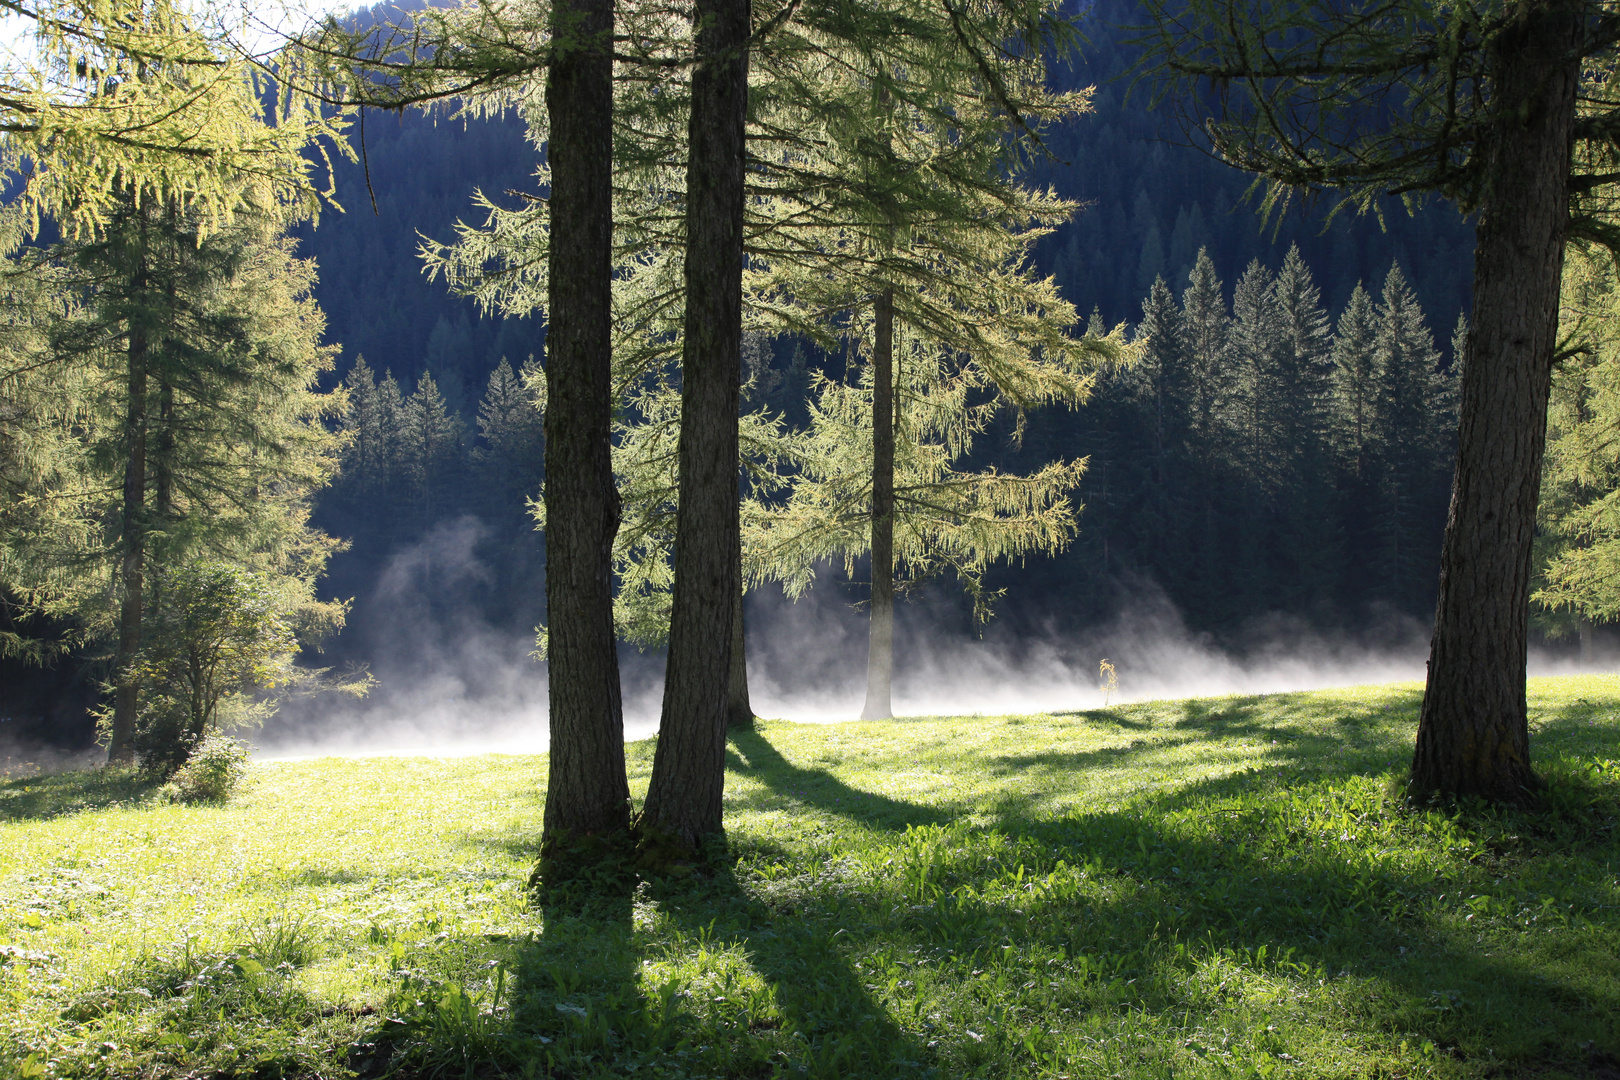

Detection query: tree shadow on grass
xmin=717 ymin=723 xmax=1619 ymax=1074
xmin=414 ymin=714 xmax=1620 ymax=1078
xmin=379 ymin=852 xmax=934 ymax=1078
xmin=725 ymin=726 xmax=955 ymax=830
xmin=0 ymin=765 xmax=157 ymax=823
xmin=989 ymin=690 xmax=1422 ymax=791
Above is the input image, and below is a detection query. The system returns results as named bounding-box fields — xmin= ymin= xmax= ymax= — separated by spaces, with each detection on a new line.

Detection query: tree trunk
xmin=539 ymin=0 xmax=631 ymax=867
xmin=726 ymin=574 xmax=754 ymax=729
xmin=155 ymin=380 xmax=173 ymax=524
xmin=862 ymin=289 xmax=896 ymax=720
xmin=1410 ymin=4 xmax=1580 ymax=803
xmin=107 ymin=222 xmax=150 ymax=766
xmin=639 ymin=0 xmax=749 ymax=851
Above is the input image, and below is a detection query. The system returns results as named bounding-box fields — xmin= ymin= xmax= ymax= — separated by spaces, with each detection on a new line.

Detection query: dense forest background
xmin=297 ymin=0 xmax=1473 ymax=632
xmin=1 ymin=0 xmax=1484 ymax=747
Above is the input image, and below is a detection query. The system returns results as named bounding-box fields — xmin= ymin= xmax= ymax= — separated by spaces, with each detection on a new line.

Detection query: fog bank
xmin=251 ymin=530 xmax=1619 ymax=761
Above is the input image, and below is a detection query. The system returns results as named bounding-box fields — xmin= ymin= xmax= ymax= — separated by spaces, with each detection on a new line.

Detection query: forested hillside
xmin=292 ymin=0 xmax=1474 ymax=661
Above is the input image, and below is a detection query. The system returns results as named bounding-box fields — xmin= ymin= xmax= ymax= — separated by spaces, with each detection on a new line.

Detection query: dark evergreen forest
xmin=292 ymin=0 xmax=1474 ymax=678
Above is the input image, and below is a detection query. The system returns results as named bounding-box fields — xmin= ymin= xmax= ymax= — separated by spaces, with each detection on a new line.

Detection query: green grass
xmin=3 ymin=675 xmax=1620 ymax=1080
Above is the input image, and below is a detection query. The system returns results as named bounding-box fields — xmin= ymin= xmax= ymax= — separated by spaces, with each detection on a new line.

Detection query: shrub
xmin=162 ymin=734 xmax=252 ymax=803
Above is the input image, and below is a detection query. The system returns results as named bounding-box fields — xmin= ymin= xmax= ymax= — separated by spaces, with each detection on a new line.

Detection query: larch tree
xmin=0 ymin=0 xmax=344 ymax=761
xmin=0 ymin=0 xmax=343 ymax=235
xmin=1136 ymin=0 xmax=1620 ymax=801
xmin=1534 ymin=246 xmax=1620 ymax=632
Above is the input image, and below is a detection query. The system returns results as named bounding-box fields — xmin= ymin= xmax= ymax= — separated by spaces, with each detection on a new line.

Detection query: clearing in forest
xmin=2 ymin=676 xmax=1618 ymax=1079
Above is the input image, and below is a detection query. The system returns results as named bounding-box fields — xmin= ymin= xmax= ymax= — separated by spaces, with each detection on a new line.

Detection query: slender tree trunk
xmin=1410 ymin=4 xmax=1580 ymax=802
xmin=639 ymin=0 xmax=749 ymax=851
xmin=726 ymin=571 xmax=754 ymax=729
xmin=539 ymin=0 xmax=631 ymax=866
xmin=108 ymin=306 xmax=149 ymax=765
xmin=862 ymin=288 xmax=896 ymax=720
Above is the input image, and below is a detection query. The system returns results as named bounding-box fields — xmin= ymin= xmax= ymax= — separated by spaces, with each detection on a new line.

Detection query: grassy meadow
xmin=2 ymin=676 xmax=1619 ymax=1079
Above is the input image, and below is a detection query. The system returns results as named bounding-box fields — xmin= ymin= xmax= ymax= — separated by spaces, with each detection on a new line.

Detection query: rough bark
xmin=639 ymin=0 xmax=749 ymax=850
xmin=1410 ymin=3 xmax=1580 ymax=802
xmin=107 ymin=225 xmax=149 ymax=766
xmin=539 ymin=0 xmax=631 ymax=859
xmin=861 ymin=289 xmax=896 ymax=721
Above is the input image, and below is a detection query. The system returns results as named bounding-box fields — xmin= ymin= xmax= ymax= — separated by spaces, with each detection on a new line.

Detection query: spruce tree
xmin=1370 ymin=264 xmax=1443 ymax=604
xmin=1330 ymin=284 xmax=1381 ymax=486
xmin=473 ymin=357 xmax=545 ymax=520
xmin=1181 ymin=250 xmax=1232 ymax=448
xmin=1178 ymin=250 xmax=1233 ymax=618
xmin=1123 ymin=277 xmax=1191 ymax=586
xmin=1269 ymin=247 xmax=1340 ymax=609
xmin=400 ymin=371 xmax=464 ymax=523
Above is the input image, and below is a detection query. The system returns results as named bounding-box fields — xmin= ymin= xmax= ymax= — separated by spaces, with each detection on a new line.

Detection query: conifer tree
xmin=1331 ymin=284 xmax=1381 ymax=486
xmin=340 ymin=0 xmax=1100 ymax=851
xmin=400 ymin=371 xmax=464 ymax=523
xmin=0 ymin=196 xmax=346 ymax=763
xmin=746 ymin=333 xmax=1092 ymax=680
xmin=1268 ymin=247 xmax=1340 ymax=608
xmin=473 ymin=357 xmax=545 ymax=520
xmin=335 ymin=357 xmax=403 ymax=504
xmin=1181 ymin=250 xmax=1232 ymax=448
xmin=1370 ymin=264 xmax=1446 ymax=604
xmin=1533 ymin=249 xmax=1620 ymax=627
xmin=1121 ymin=277 xmax=1192 ymax=585
xmin=637 ymin=0 xmax=752 ymax=850
xmin=1 ymin=0 xmax=345 ymax=236
xmin=1226 ymin=260 xmax=1285 ymax=491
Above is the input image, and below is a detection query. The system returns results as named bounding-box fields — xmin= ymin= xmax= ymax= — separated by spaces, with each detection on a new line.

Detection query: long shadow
xmin=968 ymin=692 xmax=1421 ymax=823
xmin=400 ymin=704 xmax=1619 ymax=1076
xmin=375 ymin=853 xmax=934 ymax=1077
xmin=726 ymin=726 xmax=955 ymax=831
xmin=0 ymin=765 xmax=157 ymax=823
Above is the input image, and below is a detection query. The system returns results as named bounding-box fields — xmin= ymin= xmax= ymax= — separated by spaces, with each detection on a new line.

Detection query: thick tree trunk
xmin=862 ymin=289 xmax=896 ymax=720
xmin=639 ymin=0 xmax=749 ymax=850
xmin=1410 ymin=4 xmax=1580 ymax=802
xmin=726 ymin=575 xmax=754 ymax=729
xmin=539 ymin=0 xmax=631 ymax=865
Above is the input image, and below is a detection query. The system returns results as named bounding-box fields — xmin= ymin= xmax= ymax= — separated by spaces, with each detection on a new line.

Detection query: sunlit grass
xmin=2 ymin=675 xmax=1618 ymax=1079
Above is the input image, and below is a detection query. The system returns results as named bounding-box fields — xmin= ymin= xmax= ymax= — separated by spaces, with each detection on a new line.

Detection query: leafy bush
xmin=161 ymin=734 xmax=252 ymax=803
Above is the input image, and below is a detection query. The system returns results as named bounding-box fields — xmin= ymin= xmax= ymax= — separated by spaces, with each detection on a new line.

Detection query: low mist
xmin=253 ymin=522 xmax=1616 ymax=761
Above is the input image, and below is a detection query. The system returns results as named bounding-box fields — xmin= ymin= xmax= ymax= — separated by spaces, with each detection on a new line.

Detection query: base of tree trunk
xmin=529 ymin=828 xmax=636 ymax=897
xmin=631 ymin=819 xmax=725 ymax=877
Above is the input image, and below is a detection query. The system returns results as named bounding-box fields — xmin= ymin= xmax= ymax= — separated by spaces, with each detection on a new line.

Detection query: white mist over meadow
xmin=254 ymin=518 xmax=1614 ymax=761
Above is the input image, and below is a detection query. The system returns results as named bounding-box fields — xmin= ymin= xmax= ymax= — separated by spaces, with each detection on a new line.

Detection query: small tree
xmin=131 ymin=562 xmax=297 ymax=775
